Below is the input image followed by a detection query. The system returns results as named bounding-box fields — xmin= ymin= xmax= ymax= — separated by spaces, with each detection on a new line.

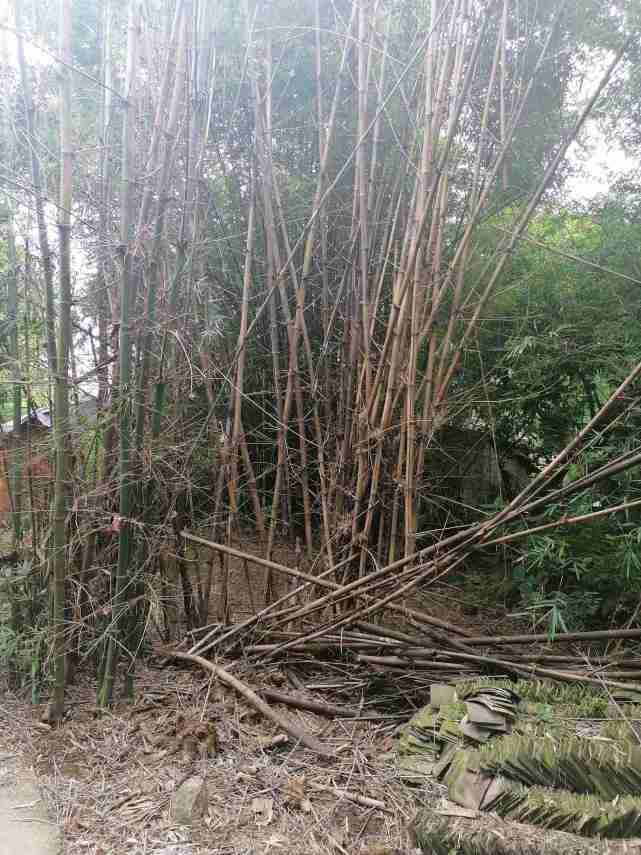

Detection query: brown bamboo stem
xmin=164 ymin=650 xmax=334 ymax=757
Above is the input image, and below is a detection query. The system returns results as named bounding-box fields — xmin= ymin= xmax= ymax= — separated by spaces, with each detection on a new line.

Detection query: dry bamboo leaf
xmin=282 ymin=773 xmax=313 ymax=813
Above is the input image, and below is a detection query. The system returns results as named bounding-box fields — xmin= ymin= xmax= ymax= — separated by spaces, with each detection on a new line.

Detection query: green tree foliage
xmin=456 ymin=204 xmax=641 ymax=629
xmin=469 ymin=210 xmax=641 ymax=456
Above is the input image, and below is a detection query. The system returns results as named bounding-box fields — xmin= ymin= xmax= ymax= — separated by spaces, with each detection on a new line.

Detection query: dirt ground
xmin=0 ymin=536 xmax=521 ymax=855
xmin=0 ymin=656 xmax=439 ymax=855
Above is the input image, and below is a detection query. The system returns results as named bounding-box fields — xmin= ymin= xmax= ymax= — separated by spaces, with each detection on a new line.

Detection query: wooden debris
xmin=260 ymin=688 xmax=355 ymax=718
xmin=163 ymin=650 xmax=335 ymax=759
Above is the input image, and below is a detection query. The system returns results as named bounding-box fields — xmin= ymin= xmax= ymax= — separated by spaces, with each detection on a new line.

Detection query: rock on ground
xmin=170 ymin=776 xmax=208 ymax=826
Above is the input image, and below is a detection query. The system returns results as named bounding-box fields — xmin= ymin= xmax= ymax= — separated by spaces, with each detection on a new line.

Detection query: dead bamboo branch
xmin=259 ymin=688 xmax=355 ymax=718
xmin=437 ymin=650 xmax=641 ymax=691
xmin=458 ymin=628 xmax=641 ymax=647
xmin=163 ymin=650 xmax=335 ymax=759
xmin=181 ymin=531 xmax=472 ymax=644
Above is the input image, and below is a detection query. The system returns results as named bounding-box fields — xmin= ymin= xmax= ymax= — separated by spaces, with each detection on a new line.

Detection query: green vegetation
xmin=1 ymin=0 xmax=641 ymax=705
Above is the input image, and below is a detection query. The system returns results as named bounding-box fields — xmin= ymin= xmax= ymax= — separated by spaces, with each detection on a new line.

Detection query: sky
xmin=563 ymin=46 xmax=636 ymax=202
xmin=566 ymin=128 xmax=634 ymax=202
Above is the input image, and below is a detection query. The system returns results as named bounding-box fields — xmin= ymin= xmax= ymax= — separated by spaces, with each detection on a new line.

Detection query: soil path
xmin=0 ymin=754 xmax=62 ymax=855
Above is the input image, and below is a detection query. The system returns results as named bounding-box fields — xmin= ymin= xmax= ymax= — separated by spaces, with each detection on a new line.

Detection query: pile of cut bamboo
xmin=181 ymin=535 xmax=641 ymax=694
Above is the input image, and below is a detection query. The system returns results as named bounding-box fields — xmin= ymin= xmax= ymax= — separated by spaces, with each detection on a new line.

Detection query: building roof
xmin=0 ymin=399 xmax=97 ymax=435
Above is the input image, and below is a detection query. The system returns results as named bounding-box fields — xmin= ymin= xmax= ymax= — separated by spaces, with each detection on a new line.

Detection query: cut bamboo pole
xmin=455 ymin=628 xmax=641 ymax=647
xmin=165 ymin=650 xmax=335 ymax=758
xmin=181 ymin=532 xmax=473 ymax=653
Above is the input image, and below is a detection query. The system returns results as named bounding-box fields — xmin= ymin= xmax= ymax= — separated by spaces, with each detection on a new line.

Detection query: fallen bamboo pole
xmin=456 ymin=628 xmax=641 ymax=646
xmin=357 ymin=654 xmax=641 ymax=681
xmin=401 ymin=648 xmax=641 ymax=666
xmin=476 ymin=653 xmax=641 ymax=666
xmin=181 ymin=531 xmax=473 ymax=638
xmin=247 ymin=640 xmax=397 ymax=654
xmin=259 ymin=688 xmax=355 ymax=718
xmin=263 ymin=552 xmax=469 ymax=661
xmin=246 ymin=643 xmax=347 ymax=654
xmin=432 ymin=650 xmax=641 ymax=691
xmin=356 ymin=654 xmax=476 ymax=671
xmin=163 ymin=649 xmax=335 ymax=758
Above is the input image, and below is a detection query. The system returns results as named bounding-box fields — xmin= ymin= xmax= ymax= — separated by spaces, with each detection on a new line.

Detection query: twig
xmin=312 ymin=784 xmax=388 ymax=812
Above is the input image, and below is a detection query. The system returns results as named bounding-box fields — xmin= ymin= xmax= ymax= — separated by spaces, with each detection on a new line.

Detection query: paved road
xmin=0 ymin=755 xmax=62 ymax=855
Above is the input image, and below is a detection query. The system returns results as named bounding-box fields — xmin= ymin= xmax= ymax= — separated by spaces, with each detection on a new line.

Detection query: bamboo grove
xmin=1 ymin=0 xmax=640 ymax=717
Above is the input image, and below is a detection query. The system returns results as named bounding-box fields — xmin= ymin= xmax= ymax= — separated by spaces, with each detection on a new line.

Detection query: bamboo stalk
xmin=13 ymin=0 xmax=58 ymax=374
xmin=98 ymin=0 xmax=140 ymax=707
xmin=481 ymin=498 xmax=641 ymax=548
xmin=259 ymin=688 xmax=355 ymax=718
xmin=263 ymin=2 xmax=358 ymax=580
xmin=0 ymin=25 xmax=22 ymax=545
xmin=47 ymin=0 xmax=74 ymax=722
xmin=228 ymin=172 xmax=256 ymax=530
xmin=133 ymin=5 xmax=188 ymax=450
xmin=456 ymin=628 xmax=641 ymax=647
xmin=433 ymin=38 xmax=630 ymax=413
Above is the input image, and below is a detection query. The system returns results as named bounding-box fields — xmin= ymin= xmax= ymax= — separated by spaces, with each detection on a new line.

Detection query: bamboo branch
xmin=164 ymin=650 xmax=335 ymax=758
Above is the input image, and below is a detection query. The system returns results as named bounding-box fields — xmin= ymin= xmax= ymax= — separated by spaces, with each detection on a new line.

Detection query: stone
xmin=170 ymin=776 xmax=208 ymax=826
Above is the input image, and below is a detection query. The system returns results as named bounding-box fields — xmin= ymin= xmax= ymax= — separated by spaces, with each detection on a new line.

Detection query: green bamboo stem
xmin=48 ymin=0 xmax=74 ymax=722
xmin=98 ymin=0 xmax=139 ymax=708
xmin=0 ymin=24 xmax=22 ymax=544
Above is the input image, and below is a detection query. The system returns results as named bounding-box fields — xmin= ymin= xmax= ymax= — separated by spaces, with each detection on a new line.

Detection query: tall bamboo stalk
xmin=98 ymin=0 xmax=140 ymax=707
xmin=133 ymin=3 xmax=187 ymax=450
xmin=263 ymin=2 xmax=358 ymax=587
xmin=48 ymin=0 xmax=73 ymax=722
xmin=0 ymin=23 xmax=22 ymax=545
xmin=355 ymin=2 xmax=564 ymax=564
xmin=13 ymin=1 xmax=58 ymax=377
xmin=228 ymin=171 xmax=256 ymax=531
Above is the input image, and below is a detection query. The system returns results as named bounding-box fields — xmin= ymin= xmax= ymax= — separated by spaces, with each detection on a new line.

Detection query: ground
xmin=0 ymin=537 xmax=553 ymax=854
xmin=0 ymin=756 xmax=62 ymax=855
xmin=0 ymin=658 xmax=436 ymax=855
